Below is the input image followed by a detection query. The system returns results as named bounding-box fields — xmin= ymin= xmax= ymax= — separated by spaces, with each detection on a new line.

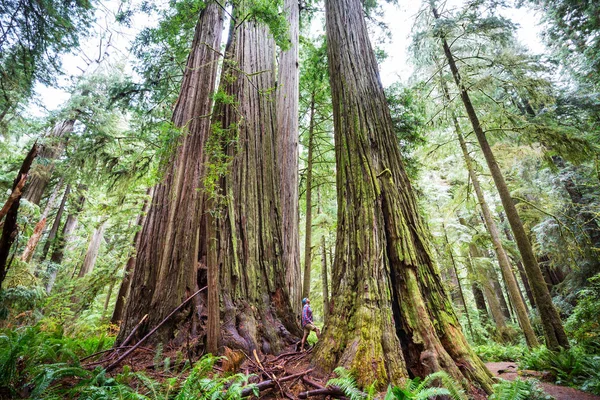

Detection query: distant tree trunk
xmin=102 ymin=280 xmax=116 ymax=320
xmin=23 ymin=120 xmax=74 ymax=205
xmin=490 ymin=272 xmax=512 ymax=321
xmin=302 ymin=96 xmax=316 ymax=300
xmin=0 ymin=143 xmax=38 ymax=288
xmin=41 ymin=184 xmax=70 ymax=261
xmin=111 ymin=188 xmax=153 ymax=324
xmin=441 ymin=221 xmax=474 ymax=338
xmin=314 ymin=0 xmax=492 ymax=391
xmin=116 ymin=3 xmax=224 ymax=345
xmin=321 ymin=234 xmax=329 ymax=324
xmin=207 ymin=9 xmax=301 ymax=354
xmin=206 ymin=202 xmax=219 ymax=354
xmin=435 ymin=6 xmax=568 ymax=350
xmin=21 ymin=179 xmax=63 ymax=262
xmin=277 ymin=0 xmax=301 ymax=314
xmin=78 ymin=221 xmax=106 ymax=278
xmin=46 ymin=188 xmax=86 ymax=294
xmin=469 ymin=245 xmax=508 ymax=333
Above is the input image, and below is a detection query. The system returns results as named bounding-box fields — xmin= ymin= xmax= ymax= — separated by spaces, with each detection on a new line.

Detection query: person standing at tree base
xmin=300 ymin=297 xmax=320 ymax=351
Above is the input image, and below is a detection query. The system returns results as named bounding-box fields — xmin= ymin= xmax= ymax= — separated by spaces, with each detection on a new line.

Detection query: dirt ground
xmin=486 ymin=362 xmax=600 ymax=400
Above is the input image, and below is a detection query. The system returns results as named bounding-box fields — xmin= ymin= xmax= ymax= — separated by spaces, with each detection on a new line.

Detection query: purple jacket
xmin=302 ymin=304 xmax=313 ymax=327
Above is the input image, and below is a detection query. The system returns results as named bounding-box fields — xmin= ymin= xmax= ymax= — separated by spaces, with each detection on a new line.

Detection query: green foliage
xmin=474 ymin=343 xmax=527 ymax=362
xmin=327 ymin=367 xmax=369 ymax=400
xmin=520 ymin=346 xmax=600 ymax=395
xmin=383 ymin=371 xmax=466 ymax=400
xmin=565 ymin=274 xmax=600 ymax=352
xmin=490 ymin=379 xmax=553 ymax=400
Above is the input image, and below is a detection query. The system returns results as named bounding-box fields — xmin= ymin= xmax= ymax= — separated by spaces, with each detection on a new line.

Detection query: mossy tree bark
xmin=277 ymin=0 xmax=301 ymax=314
xmin=314 ymin=0 xmax=493 ymax=392
xmin=207 ymin=12 xmax=301 ymax=355
xmin=0 ymin=143 xmax=38 ymax=289
xmin=116 ymin=2 xmax=224 ymax=344
xmin=302 ymin=96 xmax=316 ymax=300
xmin=434 ymin=5 xmax=569 ymax=350
xmin=24 ymin=120 xmax=74 ymax=205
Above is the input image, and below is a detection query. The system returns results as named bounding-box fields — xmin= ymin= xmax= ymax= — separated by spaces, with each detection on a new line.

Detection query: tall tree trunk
xmin=434 ymin=6 xmax=569 ymax=350
xmin=41 ymin=184 xmax=70 ymax=261
xmin=208 ymin=10 xmax=300 ymax=355
xmin=46 ymin=188 xmax=86 ymax=293
xmin=0 ymin=143 xmax=38 ymax=288
xmin=277 ymin=0 xmax=301 ymax=315
xmin=21 ymin=178 xmax=63 ymax=262
xmin=321 ymin=234 xmax=329 ymax=325
xmin=302 ymin=96 xmax=316 ymax=300
xmin=23 ymin=120 xmax=74 ymax=205
xmin=314 ymin=0 xmax=492 ymax=391
xmin=117 ymin=2 xmax=224 ymax=345
xmin=78 ymin=220 xmax=106 ymax=278
xmin=490 ymin=271 xmax=512 ymax=321
xmin=441 ymin=221 xmax=474 ymax=338
xmin=111 ymin=188 xmax=153 ymax=324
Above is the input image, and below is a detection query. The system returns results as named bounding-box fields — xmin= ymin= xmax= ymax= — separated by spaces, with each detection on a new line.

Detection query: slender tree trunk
xmin=21 ymin=179 xmax=63 ymax=262
xmin=277 ymin=0 xmax=301 ymax=314
xmin=23 ymin=120 xmax=74 ymax=205
xmin=78 ymin=221 xmax=106 ymax=278
xmin=117 ymin=3 xmax=224 ymax=345
xmin=111 ymin=188 xmax=153 ymax=324
xmin=314 ymin=0 xmax=493 ymax=391
xmin=0 ymin=175 xmax=27 ymax=223
xmin=41 ymin=184 xmax=70 ymax=261
xmin=434 ymin=6 xmax=568 ymax=350
xmin=321 ymin=234 xmax=329 ymax=324
xmin=302 ymin=97 xmax=316 ymax=300
xmin=102 ymin=280 xmax=116 ymax=320
xmin=490 ymin=272 xmax=512 ymax=321
xmin=0 ymin=143 xmax=38 ymax=288
xmin=206 ymin=200 xmax=219 ymax=354
xmin=441 ymin=221 xmax=474 ymax=338
xmin=46 ymin=189 xmax=86 ymax=294
xmin=208 ymin=9 xmax=300 ymax=354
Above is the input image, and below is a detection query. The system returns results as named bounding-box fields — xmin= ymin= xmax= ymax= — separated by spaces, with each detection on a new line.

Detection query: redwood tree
xmin=117 ymin=2 xmax=224 ymax=344
xmin=313 ymin=0 xmax=492 ymax=391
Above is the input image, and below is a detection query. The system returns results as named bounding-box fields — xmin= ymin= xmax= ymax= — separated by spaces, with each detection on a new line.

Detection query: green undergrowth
xmin=519 ymin=345 xmax=600 ymax=395
xmin=0 ymin=324 xmax=256 ymax=399
xmin=490 ymin=379 xmax=554 ymax=400
xmin=474 ymin=343 xmax=527 ymax=362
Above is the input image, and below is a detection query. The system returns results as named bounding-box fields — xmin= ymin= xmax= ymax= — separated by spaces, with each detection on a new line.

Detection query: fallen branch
xmin=105 ymin=286 xmax=207 ymax=372
xmin=0 ymin=174 xmax=27 ymax=223
xmin=270 ymin=350 xmax=302 ymax=363
xmin=298 ymin=388 xmax=346 ymax=399
xmin=120 ymin=314 xmax=148 ymax=348
xmin=240 ymin=368 xmax=314 ymax=397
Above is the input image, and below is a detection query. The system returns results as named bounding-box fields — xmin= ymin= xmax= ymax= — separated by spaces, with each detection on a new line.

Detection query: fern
xmin=385 ymin=371 xmax=466 ymax=400
xmin=327 ymin=367 xmax=368 ymax=400
xmin=29 ymin=363 xmax=91 ymax=397
xmin=490 ymin=379 xmax=554 ymax=400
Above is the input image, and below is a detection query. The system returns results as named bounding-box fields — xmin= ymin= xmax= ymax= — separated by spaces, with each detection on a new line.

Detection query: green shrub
xmin=565 ymin=274 xmax=600 ymax=352
xmin=474 ymin=343 xmax=527 ymax=362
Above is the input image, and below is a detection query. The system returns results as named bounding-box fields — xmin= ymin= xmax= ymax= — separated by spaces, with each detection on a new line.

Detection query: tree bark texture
xmin=41 ymin=184 xmax=70 ymax=261
xmin=21 ymin=179 xmax=63 ymax=262
xmin=302 ymin=98 xmax=316 ymax=300
xmin=314 ymin=0 xmax=492 ymax=391
xmin=23 ymin=120 xmax=74 ymax=205
xmin=111 ymin=188 xmax=153 ymax=324
xmin=77 ymin=220 xmax=106 ymax=278
xmin=434 ymin=7 xmax=569 ymax=350
xmin=277 ymin=0 xmax=301 ymax=314
xmin=0 ymin=143 xmax=38 ymax=288
xmin=117 ymin=2 xmax=224 ymax=345
xmin=208 ymin=12 xmax=300 ymax=355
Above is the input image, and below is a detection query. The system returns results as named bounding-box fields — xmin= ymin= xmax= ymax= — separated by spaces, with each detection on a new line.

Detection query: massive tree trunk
xmin=23 ymin=120 xmax=74 ymax=205
xmin=41 ymin=184 xmax=70 ymax=261
xmin=314 ymin=0 xmax=492 ymax=392
xmin=0 ymin=143 xmax=38 ymax=289
xmin=277 ymin=0 xmax=301 ymax=314
xmin=302 ymin=96 xmax=316 ymax=300
xmin=434 ymin=6 xmax=569 ymax=350
xmin=111 ymin=189 xmax=153 ymax=324
xmin=21 ymin=179 xmax=63 ymax=262
xmin=77 ymin=220 xmax=106 ymax=278
xmin=116 ymin=2 xmax=224 ymax=345
xmin=207 ymin=10 xmax=300 ymax=355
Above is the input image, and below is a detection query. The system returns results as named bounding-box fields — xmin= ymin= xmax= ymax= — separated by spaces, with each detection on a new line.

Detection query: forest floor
xmin=486 ymin=362 xmax=600 ymax=400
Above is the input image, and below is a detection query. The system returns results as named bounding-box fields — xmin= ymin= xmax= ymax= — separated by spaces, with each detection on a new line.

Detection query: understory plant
xmin=490 ymin=379 xmax=554 ymax=400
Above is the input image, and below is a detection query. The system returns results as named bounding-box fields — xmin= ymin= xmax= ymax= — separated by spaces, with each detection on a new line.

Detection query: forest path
xmin=486 ymin=362 xmax=600 ymax=400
